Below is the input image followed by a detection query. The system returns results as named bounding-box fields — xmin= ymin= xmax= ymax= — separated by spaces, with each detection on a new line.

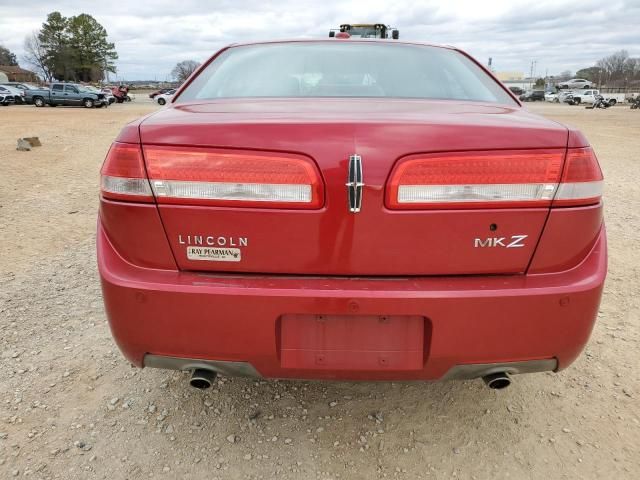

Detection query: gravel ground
xmin=0 ymin=102 xmax=638 ymax=479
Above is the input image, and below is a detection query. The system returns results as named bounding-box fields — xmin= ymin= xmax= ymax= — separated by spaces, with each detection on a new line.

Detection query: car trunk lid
xmin=139 ymin=99 xmax=568 ymax=275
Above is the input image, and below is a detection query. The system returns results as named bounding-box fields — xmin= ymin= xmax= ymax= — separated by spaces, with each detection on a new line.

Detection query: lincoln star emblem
xmin=346 ymin=154 xmax=364 ymax=213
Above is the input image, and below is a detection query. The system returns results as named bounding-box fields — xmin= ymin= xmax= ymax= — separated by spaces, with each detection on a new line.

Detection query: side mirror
xmin=329 ymin=31 xmax=335 ymax=38
xmin=392 ymin=29 xmax=399 ymax=39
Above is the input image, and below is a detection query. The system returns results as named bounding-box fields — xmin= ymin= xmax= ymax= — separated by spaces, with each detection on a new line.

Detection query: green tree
xmin=0 ymin=45 xmax=18 ymax=66
xmin=67 ymin=14 xmax=118 ymax=82
xmin=38 ymin=12 xmax=71 ymax=80
xmin=36 ymin=11 xmax=117 ymax=82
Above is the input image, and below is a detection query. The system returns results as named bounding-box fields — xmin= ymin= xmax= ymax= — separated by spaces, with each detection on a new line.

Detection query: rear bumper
xmin=98 ymin=223 xmax=606 ymax=381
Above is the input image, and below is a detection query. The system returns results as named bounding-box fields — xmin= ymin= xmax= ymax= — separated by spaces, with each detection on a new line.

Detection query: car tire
xmin=554 ymin=98 xmax=560 ymax=103
xmin=583 ymin=85 xmax=589 ymax=89
xmin=608 ymin=99 xmax=616 ymax=106
xmin=157 ymin=98 xmax=166 ymax=106
xmin=83 ymin=98 xmax=95 ymax=108
xmin=34 ymin=97 xmax=45 ymax=107
xmin=574 ymin=98 xmax=581 ymax=105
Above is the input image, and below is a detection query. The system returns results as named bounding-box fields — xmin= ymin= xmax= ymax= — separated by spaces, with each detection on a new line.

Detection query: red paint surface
xmin=97 ymin=42 xmax=607 ymax=380
xmin=98 ymin=222 xmax=606 ymax=380
xmin=280 ymin=314 xmax=425 ymax=370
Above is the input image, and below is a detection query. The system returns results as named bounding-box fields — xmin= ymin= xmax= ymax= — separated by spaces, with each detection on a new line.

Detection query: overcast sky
xmin=1 ymin=0 xmax=639 ymax=81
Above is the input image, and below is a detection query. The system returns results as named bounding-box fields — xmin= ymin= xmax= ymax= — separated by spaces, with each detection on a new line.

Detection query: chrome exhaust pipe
xmin=189 ymin=369 xmax=217 ymax=389
xmin=482 ymin=372 xmax=511 ymax=389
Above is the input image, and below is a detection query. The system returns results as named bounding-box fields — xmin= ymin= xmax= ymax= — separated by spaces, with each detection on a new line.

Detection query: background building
xmin=0 ymin=65 xmax=38 ymax=82
xmin=494 ymin=71 xmax=525 ymax=81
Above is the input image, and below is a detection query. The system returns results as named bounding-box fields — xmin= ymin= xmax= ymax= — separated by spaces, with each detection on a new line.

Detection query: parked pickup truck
xmin=570 ymin=89 xmax=626 ymax=106
xmin=30 ymin=83 xmax=108 ymax=108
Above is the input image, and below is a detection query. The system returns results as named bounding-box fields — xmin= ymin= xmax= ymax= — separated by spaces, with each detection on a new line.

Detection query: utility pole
xmin=545 ymin=68 xmax=548 ymax=90
xmin=529 ymin=60 xmax=537 ymax=89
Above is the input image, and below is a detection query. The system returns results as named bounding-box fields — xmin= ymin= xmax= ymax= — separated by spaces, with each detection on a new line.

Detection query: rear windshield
xmin=178 ymin=42 xmax=516 ymax=105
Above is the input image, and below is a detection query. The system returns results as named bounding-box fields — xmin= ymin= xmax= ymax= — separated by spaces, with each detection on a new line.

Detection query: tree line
xmin=576 ymin=50 xmax=640 ymax=87
xmin=23 ymin=12 xmax=117 ymax=82
xmin=0 ymin=45 xmax=19 ymax=66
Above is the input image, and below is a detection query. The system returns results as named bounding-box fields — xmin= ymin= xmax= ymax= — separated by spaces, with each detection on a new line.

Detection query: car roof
xmin=223 ymin=38 xmax=456 ymax=51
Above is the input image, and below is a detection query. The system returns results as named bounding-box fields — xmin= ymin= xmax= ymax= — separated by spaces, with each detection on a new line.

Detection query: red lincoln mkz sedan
xmin=98 ymin=40 xmax=606 ymax=390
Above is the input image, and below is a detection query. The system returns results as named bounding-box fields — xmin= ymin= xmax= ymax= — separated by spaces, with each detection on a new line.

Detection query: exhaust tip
xmin=482 ymin=372 xmax=511 ymax=390
xmin=189 ymin=368 xmax=217 ymax=390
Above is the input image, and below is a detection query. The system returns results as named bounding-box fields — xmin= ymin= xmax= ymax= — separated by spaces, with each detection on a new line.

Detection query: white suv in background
xmin=558 ymin=78 xmax=593 ymax=89
xmin=155 ymin=89 xmax=176 ymax=105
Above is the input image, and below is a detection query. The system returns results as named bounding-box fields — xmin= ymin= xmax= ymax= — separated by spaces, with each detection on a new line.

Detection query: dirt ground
xmin=0 ymin=100 xmax=638 ymax=480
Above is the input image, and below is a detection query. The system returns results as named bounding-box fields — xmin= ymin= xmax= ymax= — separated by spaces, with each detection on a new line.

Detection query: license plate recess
xmin=279 ymin=314 xmax=425 ymax=371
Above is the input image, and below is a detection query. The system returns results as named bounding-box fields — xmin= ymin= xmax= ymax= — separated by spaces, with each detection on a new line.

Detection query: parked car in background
xmin=1 ymin=81 xmax=39 ymax=91
xmin=570 ymin=89 xmax=625 ymax=106
xmin=558 ymin=78 xmax=592 ymax=89
xmin=81 ymin=85 xmax=115 ymax=105
xmin=149 ymin=88 xmax=174 ymax=99
xmin=1 ymin=82 xmax=39 ymax=103
xmin=30 ymin=83 xmax=108 ymax=108
xmin=105 ymin=89 xmax=119 ymax=104
xmin=0 ymin=84 xmax=25 ymax=104
xmin=100 ymin=88 xmax=117 ymax=104
xmin=508 ymin=86 xmax=524 ymax=96
xmin=0 ymin=92 xmax=15 ymax=106
xmin=99 ymin=39 xmax=606 ymax=390
xmin=558 ymin=91 xmax=577 ymax=104
xmin=572 ymin=89 xmax=625 ymax=107
xmin=519 ymin=90 xmax=545 ymax=102
xmin=544 ymin=91 xmax=560 ymax=102
xmin=155 ymin=89 xmax=176 ymax=105
xmin=558 ymin=90 xmax=574 ymax=103
xmin=108 ymin=85 xmax=133 ymax=103
xmin=100 ymin=88 xmax=118 ymax=104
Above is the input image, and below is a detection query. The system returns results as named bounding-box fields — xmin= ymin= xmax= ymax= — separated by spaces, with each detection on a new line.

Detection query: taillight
xmin=100 ymin=143 xmax=153 ymax=202
xmin=386 ymin=150 xmax=565 ymax=209
xmin=143 ymin=146 xmax=324 ymax=209
xmin=553 ymin=147 xmax=603 ymax=206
